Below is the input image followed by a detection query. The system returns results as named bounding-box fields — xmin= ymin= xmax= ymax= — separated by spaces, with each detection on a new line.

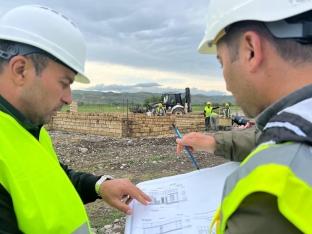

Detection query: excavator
xmin=130 ymin=88 xmax=192 ymax=115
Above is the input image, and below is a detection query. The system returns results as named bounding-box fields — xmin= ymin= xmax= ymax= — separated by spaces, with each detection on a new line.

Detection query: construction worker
xmin=224 ymin=103 xmax=231 ymax=119
xmin=210 ymin=112 xmax=219 ymax=130
xmin=156 ymin=103 xmax=166 ymax=116
xmin=0 ymin=6 xmax=151 ymax=233
xmin=176 ymin=0 xmax=312 ymax=233
xmin=204 ymin=102 xmax=219 ymax=131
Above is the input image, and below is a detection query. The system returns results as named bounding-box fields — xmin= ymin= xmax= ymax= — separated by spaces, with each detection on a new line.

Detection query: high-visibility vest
xmin=205 ymin=106 xmax=213 ymax=117
xmin=0 ymin=112 xmax=91 ymax=234
xmin=210 ymin=142 xmax=312 ymax=234
xmin=224 ymin=108 xmax=231 ymax=118
xmin=156 ymin=107 xmax=165 ymax=114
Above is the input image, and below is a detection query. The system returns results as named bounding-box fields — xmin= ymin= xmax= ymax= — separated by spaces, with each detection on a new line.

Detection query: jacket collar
xmin=256 ymin=83 xmax=312 ymax=131
xmin=255 ymin=84 xmax=312 ymax=145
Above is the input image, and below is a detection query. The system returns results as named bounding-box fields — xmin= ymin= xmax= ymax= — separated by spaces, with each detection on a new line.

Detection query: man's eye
xmin=62 ymin=82 xmax=69 ymax=88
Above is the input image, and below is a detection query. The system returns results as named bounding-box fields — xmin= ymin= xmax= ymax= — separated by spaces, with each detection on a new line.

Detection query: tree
xmin=144 ymin=95 xmax=162 ymax=105
xmin=144 ymin=98 xmax=151 ymax=105
xmin=150 ymin=95 xmax=162 ymax=103
xmin=77 ymin=101 xmax=84 ymax=106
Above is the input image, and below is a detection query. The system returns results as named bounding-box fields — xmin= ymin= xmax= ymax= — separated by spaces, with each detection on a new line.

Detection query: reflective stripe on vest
xmin=212 ymin=142 xmax=312 ymax=234
xmin=205 ymin=106 xmax=212 ymax=117
xmin=0 ymin=112 xmax=91 ymax=233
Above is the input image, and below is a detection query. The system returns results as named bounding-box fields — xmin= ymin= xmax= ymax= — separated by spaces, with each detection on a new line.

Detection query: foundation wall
xmin=44 ymin=113 xmax=205 ymax=137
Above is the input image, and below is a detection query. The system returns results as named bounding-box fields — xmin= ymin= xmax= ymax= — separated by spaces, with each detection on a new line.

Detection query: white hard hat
xmin=198 ymin=0 xmax=312 ymax=54
xmin=0 ymin=5 xmax=90 ymax=84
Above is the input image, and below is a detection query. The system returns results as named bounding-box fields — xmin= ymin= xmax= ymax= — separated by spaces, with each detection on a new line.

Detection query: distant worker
xmin=156 ymin=103 xmax=166 ymax=116
xmin=210 ymin=112 xmax=219 ymax=130
xmin=204 ymin=102 xmax=219 ymax=131
xmin=224 ymin=103 xmax=232 ymax=118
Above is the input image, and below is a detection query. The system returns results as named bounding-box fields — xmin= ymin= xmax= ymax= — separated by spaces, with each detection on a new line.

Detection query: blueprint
xmin=125 ymin=162 xmax=240 ymax=234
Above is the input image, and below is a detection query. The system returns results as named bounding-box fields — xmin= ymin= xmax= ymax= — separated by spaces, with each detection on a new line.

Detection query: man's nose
xmin=61 ymin=88 xmax=72 ymax=105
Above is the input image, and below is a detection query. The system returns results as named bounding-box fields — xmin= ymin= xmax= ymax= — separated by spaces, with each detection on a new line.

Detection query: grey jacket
xmin=214 ymin=126 xmax=261 ymax=161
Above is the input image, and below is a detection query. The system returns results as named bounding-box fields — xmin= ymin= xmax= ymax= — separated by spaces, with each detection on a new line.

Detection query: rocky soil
xmin=50 ymin=130 xmax=228 ymax=234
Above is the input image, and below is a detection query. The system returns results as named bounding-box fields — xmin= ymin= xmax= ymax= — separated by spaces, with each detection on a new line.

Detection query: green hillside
xmin=72 ymin=90 xmax=235 ymax=106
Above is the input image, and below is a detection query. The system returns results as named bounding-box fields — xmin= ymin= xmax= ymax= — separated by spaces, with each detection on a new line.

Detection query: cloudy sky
xmin=0 ymin=0 xmax=228 ymax=96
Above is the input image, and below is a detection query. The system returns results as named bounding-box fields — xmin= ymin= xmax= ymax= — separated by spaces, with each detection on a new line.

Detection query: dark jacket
xmin=214 ymin=126 xmax=261 ymax=161
xmin=0 ymin=95 xmax=101 ymax=233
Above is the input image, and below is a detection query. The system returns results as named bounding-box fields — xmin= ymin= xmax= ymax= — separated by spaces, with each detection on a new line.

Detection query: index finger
xmin=127 ymin=185 xmax=152 ymax=206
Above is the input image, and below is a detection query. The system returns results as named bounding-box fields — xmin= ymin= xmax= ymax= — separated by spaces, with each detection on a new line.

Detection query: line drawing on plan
xmin=198 ymin=226 xmax=211 ymax=234
xmin=149 ymin=189 xmax=179 ymax=205
xmin=143 ymin=218 xmax=182 ymax=234
xmin=194 ymin=212 xmax=215 ymax=234
xmin=146 ymin=183 xmax=188 ymax=211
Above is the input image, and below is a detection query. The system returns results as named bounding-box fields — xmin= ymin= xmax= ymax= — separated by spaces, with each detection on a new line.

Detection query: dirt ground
xmin=50 ymin=130 xmax=229 ymax=233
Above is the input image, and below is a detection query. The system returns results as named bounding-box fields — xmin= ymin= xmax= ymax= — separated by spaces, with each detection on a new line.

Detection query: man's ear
xmin=8 ymin=56 xmax=30 ymax=86
xmin=241 ymin=31 xmax=263 ymax=73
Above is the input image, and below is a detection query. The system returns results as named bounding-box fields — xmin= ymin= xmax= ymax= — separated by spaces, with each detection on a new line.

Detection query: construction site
xmin=45 ymin=102 xmax=243 ymax=233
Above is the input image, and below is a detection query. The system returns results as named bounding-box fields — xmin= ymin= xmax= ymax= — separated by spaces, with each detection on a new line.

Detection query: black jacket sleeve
xmin=0 ymin=184 xmax=23 ymax=234
xmin=60 ymin=163 xmax=101 ymax=204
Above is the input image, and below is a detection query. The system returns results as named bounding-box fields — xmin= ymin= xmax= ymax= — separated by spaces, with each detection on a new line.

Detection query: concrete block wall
xmin=69 ymin=101 xmax=78 ymax=113
xmin=45 ymin=113 xmax=206 ymax=137
xmin=45 ymin=113 xmax=123 ymax=137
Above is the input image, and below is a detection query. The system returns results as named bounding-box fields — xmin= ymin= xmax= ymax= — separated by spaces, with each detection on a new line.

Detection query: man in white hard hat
xmin=177 ymin=0 xmax=312 ymax=233
xmin=0 ymin=5 xmax=151 ymax=233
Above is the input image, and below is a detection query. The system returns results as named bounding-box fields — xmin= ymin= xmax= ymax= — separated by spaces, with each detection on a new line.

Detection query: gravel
xmin=50 ymin=130 xmax=228 ymax=233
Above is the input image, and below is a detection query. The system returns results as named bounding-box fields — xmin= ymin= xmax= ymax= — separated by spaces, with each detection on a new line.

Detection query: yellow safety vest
xmin=205 ymin=106 xmax=213 ymax=117
xmin=211 ymin=142 xmax=312 ymax=234
xmin=0 ymin=112 xmax=91 ymax=233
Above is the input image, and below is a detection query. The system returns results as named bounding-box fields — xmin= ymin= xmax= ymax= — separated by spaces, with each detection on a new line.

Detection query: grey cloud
xmin=80 ymin=83 xmax=226 ymax=96
xmin=134 ymin=83 xmax=161 ymax=87
xmin=85 ymin=84 xmax=133 ymax=91
xmin=1 ymin=0 xmax=223 ymax=82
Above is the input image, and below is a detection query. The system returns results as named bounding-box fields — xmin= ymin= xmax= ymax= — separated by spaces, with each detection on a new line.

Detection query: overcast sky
xmin=0 ymin=0 xmax=228 ymax=96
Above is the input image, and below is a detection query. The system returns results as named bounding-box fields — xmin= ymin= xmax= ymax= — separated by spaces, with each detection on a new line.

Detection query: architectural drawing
xmin=149 ymin=189 xmax=179 ymax=205
xmin=143 ymin=218 xmax=182 ymax=234
xmin=198 ymin=226 xmax=210 ymax=234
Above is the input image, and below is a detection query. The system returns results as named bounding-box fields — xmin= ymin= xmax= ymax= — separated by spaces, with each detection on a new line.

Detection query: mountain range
xmin=72 ymin=90 xmax=235 ymax=105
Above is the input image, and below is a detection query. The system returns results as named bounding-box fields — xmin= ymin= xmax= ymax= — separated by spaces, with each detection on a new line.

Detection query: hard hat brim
xmin=75 ymin=73 xmax=90 ymax=84
xmin=198 ymin=38 xmax=217 ymax=54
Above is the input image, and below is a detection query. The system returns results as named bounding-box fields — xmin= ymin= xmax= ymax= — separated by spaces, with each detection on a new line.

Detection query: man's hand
xmin=176 ymin=132 xmax=217 ymax=154
xmin=99 ymin=179 xmax=152 ymax=215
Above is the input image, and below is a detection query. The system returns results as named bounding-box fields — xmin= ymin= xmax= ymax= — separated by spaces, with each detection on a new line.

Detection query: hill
xmin=72 ymin=90 xmax=235 ymax=106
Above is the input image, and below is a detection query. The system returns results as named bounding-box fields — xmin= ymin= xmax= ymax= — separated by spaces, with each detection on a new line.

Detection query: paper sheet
xmin=125 ymin=162 xmax=240 ymax=234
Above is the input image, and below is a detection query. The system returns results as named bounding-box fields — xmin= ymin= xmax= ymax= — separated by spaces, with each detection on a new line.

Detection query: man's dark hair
xmin=218 ymin=21 xmax=312 ymax=66
xmin=0 ymin=39 xmax=49 ymax=76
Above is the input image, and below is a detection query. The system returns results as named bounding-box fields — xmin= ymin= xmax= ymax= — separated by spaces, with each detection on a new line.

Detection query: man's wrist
xmin=95 ymin=175 xmax=114 ymax=196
